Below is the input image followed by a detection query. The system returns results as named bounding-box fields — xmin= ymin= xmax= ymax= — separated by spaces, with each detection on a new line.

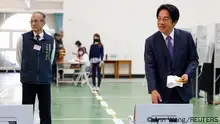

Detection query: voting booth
xmin=198 ymin=23 xmax=220 ymax=104
xmin=129 ymin=104 xmax=193 ymax=124
xmin=212 ymin=23 xmax=220 ymax=103
xmin=213 ymin=42 xmax=220 ymax=103
xmin=0 ymin=105 xmax=33 ymax=124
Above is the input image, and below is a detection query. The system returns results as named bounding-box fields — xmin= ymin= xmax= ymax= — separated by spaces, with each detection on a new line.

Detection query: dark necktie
xmin=36 ymin=34 xmax=40 ymax=42
xmin=166 ymin=36 xmax=173 ymax=57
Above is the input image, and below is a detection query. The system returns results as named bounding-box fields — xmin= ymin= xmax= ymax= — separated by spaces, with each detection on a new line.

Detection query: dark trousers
xmin=207 ymin=93 xmax=214 ymax=103
xmin=168 ymin=88 xmax=189 ymax=103
xmin=22 ymin=83 xmax=51 ymax=124
xmin=92 ymin=63 xmax=101 ymax=87
xmin=160 ymin=88 xmax=189 ymax=104
xmin=52 ymin=64 xmax=63 ymax=79
xmin=52 ymin=64 xmax=57 ymax=79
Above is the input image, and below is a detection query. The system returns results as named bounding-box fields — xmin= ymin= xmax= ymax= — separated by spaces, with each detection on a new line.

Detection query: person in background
xmin=75 ymin=40 xmax=82 ymax=48
xmin=74 ymin=47 xmax=90 ymax=83
xmin=16 ymin=11 xmax=55 ymax=124
xmin=59 ymin=29 xmax=64 ymax=38
xmin=76 ymin=47 xmax=90 ymax=69
xmin=89 ymin=33 xmax=104 ymax=91
xmin=74 ymin=40 xmax=86 ymax=55
xmin=72 ymin=41 xmax=84 ymax=80
xmin=52 ymin=33 xmax=65 ymax=81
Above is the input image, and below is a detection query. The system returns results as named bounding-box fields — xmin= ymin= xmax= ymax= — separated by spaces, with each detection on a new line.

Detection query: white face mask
xmin=79 ymin=51 xmax=83 ymax=55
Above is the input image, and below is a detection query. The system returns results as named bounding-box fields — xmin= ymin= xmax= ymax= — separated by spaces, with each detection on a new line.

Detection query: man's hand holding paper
xmin=167 ymin=75 xmax=184 ymax=88
xmin=180 ymin=74 xmax=188 ymax=84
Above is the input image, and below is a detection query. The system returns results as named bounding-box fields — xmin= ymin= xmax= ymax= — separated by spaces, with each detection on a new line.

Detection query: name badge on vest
xmin=33 ymin=44 xmax=41 ymax=51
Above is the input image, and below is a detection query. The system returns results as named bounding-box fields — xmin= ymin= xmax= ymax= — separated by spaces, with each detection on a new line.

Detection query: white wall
xmin=0 ymin=0 xmax=62 ymax=9
xmin=63 ymin=0 xmax=220 ymax=74
xmin=0 ymin=0 xmax=63 ymax=13
xmin=0 ymin=13 xmax=56 ymax=68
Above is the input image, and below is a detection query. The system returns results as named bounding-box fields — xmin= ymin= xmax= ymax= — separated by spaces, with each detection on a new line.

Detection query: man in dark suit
xmin=144 ymin=4 xmax=199 ymax=104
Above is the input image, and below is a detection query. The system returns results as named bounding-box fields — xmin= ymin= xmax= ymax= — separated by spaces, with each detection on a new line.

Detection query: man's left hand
xmin=181 ymin=74 xmax=188 ymax=84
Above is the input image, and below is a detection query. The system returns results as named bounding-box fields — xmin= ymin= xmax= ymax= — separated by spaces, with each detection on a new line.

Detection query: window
xmin=0 ymin=32 xmax=10 ymax=48
xmin=12 ymin=32 xmax=24 ymax=48
xmin=0 ymin=51 xmax=16 ymax=65
xmin=1 ymin=13 xmax=49 ymax=30
xmin=1 ymin=13 xmax=50 ymax=49
xmin=0 ymin=13 xmax=52 ymax=67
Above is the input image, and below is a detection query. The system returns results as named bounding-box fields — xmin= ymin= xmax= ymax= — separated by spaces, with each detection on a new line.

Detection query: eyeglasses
xmin=29 ymin=20 xmax=44 ymax=24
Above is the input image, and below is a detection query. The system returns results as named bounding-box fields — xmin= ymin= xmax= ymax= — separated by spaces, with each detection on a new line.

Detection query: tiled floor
xmin=0 ymin=73 xmax=220 ymax=124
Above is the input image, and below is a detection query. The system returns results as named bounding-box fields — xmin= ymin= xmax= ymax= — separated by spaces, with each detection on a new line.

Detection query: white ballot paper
xmin=167 ymin=75 xmax=183 ymax=88
xmin=68 ymin=59 xmax=80 ymax=64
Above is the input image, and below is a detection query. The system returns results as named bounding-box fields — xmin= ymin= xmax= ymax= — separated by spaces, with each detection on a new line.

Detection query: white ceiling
xmin=0 ymin=0 xmax=63 ymax=13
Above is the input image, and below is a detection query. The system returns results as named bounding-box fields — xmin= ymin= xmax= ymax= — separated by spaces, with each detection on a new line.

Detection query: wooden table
xmin=102 ymin=60 xmax=118 ymax=78
xmin=56 ymin=62 xmax=89 ymax=86
xmin=117 ymin=60 xmax=132 ymax=78
xmin=102 ymin=60 xmax=132 ymax=78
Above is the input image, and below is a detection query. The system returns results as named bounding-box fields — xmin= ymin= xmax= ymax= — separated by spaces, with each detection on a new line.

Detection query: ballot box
xmin=130 ymin=104 xmax=193 ymax=124
xmin=0 ymin=105 xmax=33 ymax=124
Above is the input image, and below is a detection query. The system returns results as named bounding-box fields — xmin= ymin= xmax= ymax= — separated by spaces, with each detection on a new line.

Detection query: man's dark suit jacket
xmin=144 ymin=28 xmax=199 ymax=102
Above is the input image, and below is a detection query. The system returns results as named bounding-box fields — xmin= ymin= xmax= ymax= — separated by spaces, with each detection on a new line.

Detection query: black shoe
xmin=208 ymin=101 xmax=220 ymax=105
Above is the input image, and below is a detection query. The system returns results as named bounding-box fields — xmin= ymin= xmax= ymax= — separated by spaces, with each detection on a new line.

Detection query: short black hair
xmin=75 ymin=40 xmax=81 ymax=46
xmin=54 ymin=33 xmax=61 ymax=37
xmin=33 ymin=11 xmax=46 ymax=20
xmin=156 ymin=4 xmax=180 ymax=23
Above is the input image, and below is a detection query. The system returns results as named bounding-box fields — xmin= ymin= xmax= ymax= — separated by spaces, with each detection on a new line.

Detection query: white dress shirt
xmin=16 ymin=31 xmax=56 ymax=66
xmin=162 ymin=29 xmax=174 ymax=47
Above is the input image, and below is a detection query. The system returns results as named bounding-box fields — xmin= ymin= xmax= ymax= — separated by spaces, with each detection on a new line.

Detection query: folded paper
xmin=167 ymin=75 xmax=183 ymax=88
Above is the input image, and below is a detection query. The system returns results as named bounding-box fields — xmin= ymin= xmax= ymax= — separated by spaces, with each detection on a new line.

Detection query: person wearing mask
xmin=89 ymin=33 xmax=104 ymax=91
xmin=72 ymin=41 xmax=84 ymax=80
xmin=16 ymin=12 xmax=55 ymax=124
xmin=76 ymin=47 xmax=90 ymax=70
xmin=144 ymin=4 xmax=199 ymax=104
xmin=52 ymin=33 xmax=65 ymax=81
xmin=74 ymin=47 xmax=90 ymax=83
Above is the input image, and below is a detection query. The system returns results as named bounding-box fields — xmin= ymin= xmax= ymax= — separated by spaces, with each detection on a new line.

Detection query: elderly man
xmin=16 ymin=12 xmax=55 ymax=124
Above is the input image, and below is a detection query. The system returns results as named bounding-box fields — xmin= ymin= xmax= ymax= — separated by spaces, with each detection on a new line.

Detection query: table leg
xmin=56 ymin=64 xmax=58 ymax=86
xmin=74 ymin=72 xmax=81 ymax=86
xmin=129 ymin=62 xmax=132 ymax=78
xmin=84 ymin=71 xmax=89 ymax=85
xmin=102 ymin=64 xmax=105 ymax=78
xmin=116 ymin=61 xmax=119 ymax=78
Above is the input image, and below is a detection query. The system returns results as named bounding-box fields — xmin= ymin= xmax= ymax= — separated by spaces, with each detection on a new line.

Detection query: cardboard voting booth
xmin=129 ymin=104 xmax=193 ymax=124
xmin=0 ymin=105 xmax=33 ymax=124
